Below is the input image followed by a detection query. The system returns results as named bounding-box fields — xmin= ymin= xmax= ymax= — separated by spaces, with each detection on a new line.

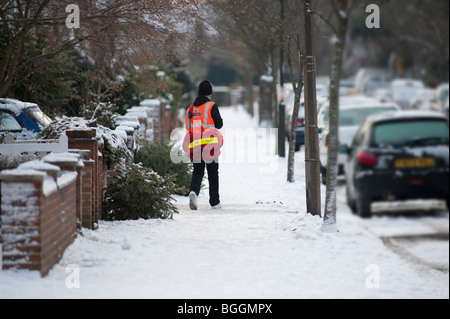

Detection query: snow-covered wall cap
xmin=117 ymin=115 xmax=139 ymax=122
xmin=114 ymin=129 xmax=128 ymax=140
xmin=115 ymin=125 xmax=135 ymax=133
xmin=130 ymin=106 xmax=153 ymax=117
xmin=18 ymin=160 xmax=61 ymax=173
xmin=0 ymin=169 xmax=47 ymax=182
xmin=140 ymin=99 xmax=161 ymax=107
xmin=116 ymin=122 xmax=139 ymax=130
xmin=126 ymin=110 xmax=147 ymax=119
xmin=42 ymin=152 xmax=80 ymax=164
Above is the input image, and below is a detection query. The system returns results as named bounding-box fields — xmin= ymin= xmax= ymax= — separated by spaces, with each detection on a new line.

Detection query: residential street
xmin=1 ymin=105 xmax=447 ymax=299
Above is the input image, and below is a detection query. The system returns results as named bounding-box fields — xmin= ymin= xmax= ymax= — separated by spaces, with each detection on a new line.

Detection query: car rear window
xmin=0 ymin=111 xmax=22 ymax=131
xmin=373 ymin=119 xmax=449 ymax=146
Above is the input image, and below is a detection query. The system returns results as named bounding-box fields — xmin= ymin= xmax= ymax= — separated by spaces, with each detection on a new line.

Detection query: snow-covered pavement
xmin=0 ymin=105 xmax=448 ymax=299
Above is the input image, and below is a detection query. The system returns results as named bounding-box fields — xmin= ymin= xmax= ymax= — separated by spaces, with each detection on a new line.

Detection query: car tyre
xmin=320 ymin=165 xmax=327 ymax=185
xmin=346 ymin=183 xmax=356 ymax=214
xmin=356 ymin=194 xmax=372 ymax=218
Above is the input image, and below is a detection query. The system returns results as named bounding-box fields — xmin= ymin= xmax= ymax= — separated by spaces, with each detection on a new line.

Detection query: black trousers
xmin=190 ymin=160 xmax=220 ymax=207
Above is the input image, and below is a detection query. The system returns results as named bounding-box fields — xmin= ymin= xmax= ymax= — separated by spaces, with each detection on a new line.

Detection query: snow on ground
xmin=0 ymin=105 xmax=448 ymax=299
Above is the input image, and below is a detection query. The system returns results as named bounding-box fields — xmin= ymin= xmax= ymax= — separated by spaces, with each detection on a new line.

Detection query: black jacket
xmin=190 ymin=96 xmax=223 ymax=129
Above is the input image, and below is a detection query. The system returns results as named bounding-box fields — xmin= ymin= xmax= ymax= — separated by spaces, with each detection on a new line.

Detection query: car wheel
xmin=295 ymin=144 xmax=301 ymax=152
xmin=320 ymin=165 xmax=327 ymax=185
xmin=346 ymin=182 xmax=356 ymax=214
xmin=356 ymin=194 xmax=372 ymax=218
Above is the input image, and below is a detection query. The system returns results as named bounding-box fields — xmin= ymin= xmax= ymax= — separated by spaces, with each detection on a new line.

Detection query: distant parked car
xmin=341 ymin=111 xmax=449 ymax=217
xmin=1 ymin=98 xmax=53 ymax=139
xmin=317 ymin=95 xmax=378 ymax=136
xmin=354 ymin=68 xmax=393 ymax=96
xmin=431 ymin=83 xmax=449 ymax=114
xmin=319 ymin=102 xmax=400 ymax=184
xmin=285 ymin=85 xmax=328 ymax=152
xmin=444 ymin=96 xmax=449 ymax=120
xmin=409 ymin=88 xmax=436 ymax=111
xmin=390 ymin=79 xmax=425 ymax=109
xmin=285 ymin=91 xmax=305 ymax=152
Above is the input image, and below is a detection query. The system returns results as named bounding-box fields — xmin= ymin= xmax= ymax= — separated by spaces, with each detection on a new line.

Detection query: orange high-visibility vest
xmin=185 ymin=101 xmax=216 ymax=133
xmin=183 ymin=102 xmax=223 ymax=159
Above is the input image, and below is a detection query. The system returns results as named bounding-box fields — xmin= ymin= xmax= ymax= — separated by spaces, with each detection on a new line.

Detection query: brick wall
xmin=0 ymin=127 xmax=110 ymax=276
xmin=0 ymin=167 xmax=77 ymax=276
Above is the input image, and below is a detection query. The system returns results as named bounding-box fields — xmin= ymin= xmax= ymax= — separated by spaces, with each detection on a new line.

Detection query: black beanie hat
xmin=198 ymin=80 xmax=213 ymax=96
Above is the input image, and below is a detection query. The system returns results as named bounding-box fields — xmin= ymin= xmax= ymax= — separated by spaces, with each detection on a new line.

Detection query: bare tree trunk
xmin=287 ymin=78 xmax=303 ymax=182
xmin=323 ymin=2 xmax=350 ymax=231
xmin=287 ymin=51 xmax=304 ymax=183
xmin=301 ymin=0 xmax=321 ymax=217
xmin=244 ymin=72 xmax=255 ymax=116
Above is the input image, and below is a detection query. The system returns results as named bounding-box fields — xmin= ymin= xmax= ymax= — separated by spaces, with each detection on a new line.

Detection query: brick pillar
xmin=81 ymin=160 xmax=94 ymax=229
xmin=0 ymin=170 xmax=46 ymax=273
xmin=66 ymin=129 xmax=99 ymax=229
xmin=69 ymin=150 xmax=90 ymax=231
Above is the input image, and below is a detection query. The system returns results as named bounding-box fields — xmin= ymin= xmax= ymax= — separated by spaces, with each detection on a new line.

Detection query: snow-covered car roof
xmin=369 ymin=110 xmax=448 ymax=123
xmin=339 ymin=102 xmax=401 ymax=111
xmin=0 ymin=98 xmax=40 ymax=116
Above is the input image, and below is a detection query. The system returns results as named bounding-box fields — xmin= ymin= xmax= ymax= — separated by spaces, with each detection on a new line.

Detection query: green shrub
xmin=134 ymin=141 xmax=193 ymax=196
xmin=102 ymin=163 xmax=179 ymax=221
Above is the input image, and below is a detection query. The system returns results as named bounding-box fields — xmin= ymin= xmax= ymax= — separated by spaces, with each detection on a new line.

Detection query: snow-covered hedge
xmin=38 ymin=117 xmax=131 ymax=169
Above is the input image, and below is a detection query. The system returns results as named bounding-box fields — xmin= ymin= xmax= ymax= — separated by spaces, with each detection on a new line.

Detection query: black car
xmin=341 ymin=111 xmax=449 ymax=217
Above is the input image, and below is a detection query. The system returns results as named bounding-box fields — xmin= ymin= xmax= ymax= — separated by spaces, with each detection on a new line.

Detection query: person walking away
xmin=186 ymin=81 xmax=223 ymax=210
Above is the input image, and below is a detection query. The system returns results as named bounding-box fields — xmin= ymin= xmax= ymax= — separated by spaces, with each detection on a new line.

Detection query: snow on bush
xmin=38 ymin=117 xmax=131 ymax=169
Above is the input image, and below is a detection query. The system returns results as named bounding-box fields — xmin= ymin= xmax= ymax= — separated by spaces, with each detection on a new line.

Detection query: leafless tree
xmin=0 ymin=0 xmax=204 ymax=103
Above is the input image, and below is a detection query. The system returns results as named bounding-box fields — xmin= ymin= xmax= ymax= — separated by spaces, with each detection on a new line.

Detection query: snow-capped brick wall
xmin=0 ymin=167 xmax=77 ymax=276
xmin=0 ymin=129 xmax=111 ymax=276
xmin=66 ymin=129 xmax=103 ymax=229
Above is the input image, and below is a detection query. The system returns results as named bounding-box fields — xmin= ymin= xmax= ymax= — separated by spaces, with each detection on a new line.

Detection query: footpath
xmin=0 ymin=106 xmax=448 ymax=299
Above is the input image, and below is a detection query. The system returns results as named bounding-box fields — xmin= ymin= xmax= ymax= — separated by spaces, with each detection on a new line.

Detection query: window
xmin=374 ymin=119 xmax=449 ymax=146
xmin=0 ymin=111 xmax=22 ymax=131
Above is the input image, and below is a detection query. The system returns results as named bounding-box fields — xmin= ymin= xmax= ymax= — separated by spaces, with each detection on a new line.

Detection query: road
xmin=335 ymin=179 xmax=449 ymax=274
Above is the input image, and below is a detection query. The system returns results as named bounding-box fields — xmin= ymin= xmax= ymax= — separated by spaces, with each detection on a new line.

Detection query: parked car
xmin=409 ymin=88 xmax=436 ymax=111
xmin=317 ymin=95 xmax=378 ymax=136
xmin=341 ymin=111 xmax=449 ymax=217
xmin=340 ymin=78 xmax=357 ymax=96
xmin=390 ymin=79 xmax=425 ymax=109
xmin=1 ymin=98 xmax=53 ymax=139
xmin=319 ymin=102 xmax=400 ymax=184
xmin=444 ymin=96 xmax=449 ymax=120
xmin=373 ymin=88 xmax=393 ymax=103
xmin=431 ymin=83 xmax=449 ymax=114
xmin=285 ymin=91 xmax=305 ymax=152
xmin=354 ymin=68 xmax=393 ymax=96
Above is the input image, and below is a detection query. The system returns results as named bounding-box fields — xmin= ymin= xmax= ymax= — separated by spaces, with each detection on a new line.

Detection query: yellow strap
xmin=189 ymin=137 xmax=219 ymax=149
